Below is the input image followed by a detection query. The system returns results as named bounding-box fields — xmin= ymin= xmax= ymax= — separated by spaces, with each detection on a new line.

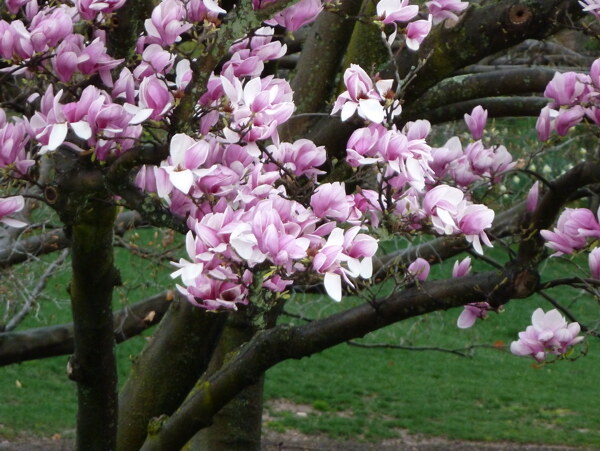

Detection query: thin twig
xmin=5 ymin=249 xmax=69 ymax=331
xmin=346 ymin=340 xmax=501 ymax=357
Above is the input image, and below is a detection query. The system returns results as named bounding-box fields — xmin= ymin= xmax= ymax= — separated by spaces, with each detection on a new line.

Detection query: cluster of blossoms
xmin=335 ymin=71 xmax=498 ymax=255
xmin=431 ymin=106 xmax=515 ymax=187
xmin=510 ymin=309 xmax=583 ymax=362
xmin=536 ymin=58 xmax=600 ymax=140
xmin=131 ymin=2 xmax=382 ymax=307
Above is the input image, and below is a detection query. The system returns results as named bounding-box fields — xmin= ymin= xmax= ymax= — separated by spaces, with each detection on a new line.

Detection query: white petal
xmin=359 ymin=257 xmax=373 ymax=278
xmin=169 ymin=169 xmax=194 ymax=194
xmin=358 ymin=99 xmax=385 ymax=124
xmin=324 ymin=272 xmax=342 ymax=302
xmin=48 ymin=122 xmax=68 ymax=151
xmin=340 ymin=102 xmax=357 ymax=122
xmin=70 ymin=121 xmax=92 ymax=140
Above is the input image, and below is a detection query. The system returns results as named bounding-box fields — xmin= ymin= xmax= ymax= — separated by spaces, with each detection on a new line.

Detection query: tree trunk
xmin=68 ymin=199 xmax=119 ymax=450
xmin=187 ymin=310 xmax=263 ymax=450
xmin=117 ymin=298 xmax=227 ymax=451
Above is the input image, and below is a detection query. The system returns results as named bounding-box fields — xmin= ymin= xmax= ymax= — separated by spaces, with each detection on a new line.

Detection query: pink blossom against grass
xmin=0 ymin=196 xmax=26 ymax=228
xmin=0 ymin=109 xmax=32 ymax=175
xmin=510 ymin=308 xmax=584 ymax=362
xmin=457 ymin=302 xmax=490 ymax=329
xmin=407 ymin=258 xmax=430 ymax=281
xmin=589 ymin=247 xmax=600 ymax=279
xmin=463 ymin=105 xmax=487 ymax=140
xmin=452 ymin=256 xmax=471 ymax=278
xmin=541 ymin=207 xmax=600 ymax=256
xmin=423 ymin=185 xmax=494 ymax=254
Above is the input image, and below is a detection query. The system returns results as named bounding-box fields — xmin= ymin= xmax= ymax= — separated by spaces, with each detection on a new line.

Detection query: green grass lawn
xmin=1 ymin=235 xmax=600 ymax=447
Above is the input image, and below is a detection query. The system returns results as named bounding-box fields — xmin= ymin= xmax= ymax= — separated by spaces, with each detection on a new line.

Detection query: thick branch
xmin=116 ymin=298 xmax=228 ymax=451
xmin=0 ymin=291 xmax=171 ymax=366
xmin=396 ymin=0 xmax=584 ymax=105
xmin=401 ymin=67 xmax=556 ymax=121
xmin=409 ymin=96 xmax=549 ymax=125
xmin=282 ymin=0 xmax=362 ymax=140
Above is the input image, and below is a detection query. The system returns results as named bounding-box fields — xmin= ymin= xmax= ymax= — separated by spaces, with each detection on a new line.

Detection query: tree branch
xmin=0 ymin=291 xmax=172 ymax=367
xmin=140 ymin=266 xmax=538 ymax=450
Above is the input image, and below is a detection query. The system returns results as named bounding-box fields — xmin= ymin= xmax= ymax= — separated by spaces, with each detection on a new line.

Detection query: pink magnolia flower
xmin=310 ymin=182 xmax=352 ymax=221
xmin=159 ymin=133 xmax=210 ymax=197
xmin=138 ymin=75 xmax=174 ymax=120
xmin=555 ymin=106 xmax=585 ymax=136
xmin=452 ymin=256 xmax=471 ymax=278
xmin=185 ymin=0 xmax=226 ymax=21
xmin=526 ymin=181 xmax=540 ymax=213
xmin=144 ymin=0 xmax=192 ymax=46
xmin=407 ymin=258 xmax=430 ymax=281
xmin=536 ymin=106 xmax=556 ymax=141
xmin=0 ymin=110 xmax=33 ymax=175
xmin=312 ymin=227 xmax=377 ymax=302
xmin=266 ymin=0 xmax=322 ymax=32
xmin=458 ymin=204 xmax=494 ymax=255
xmin=331 ymin=65 xmax=388 ymax=124
xmin=133 ymin=44 xmax=175 ymax=79
xmin=405 ymin=15 xmax=432 ymax=51
xmin=457 ymin=302 xmax=490 ymax=329
xmin=5 ymin=0 xmax=32 ymax=14
xmin=541 ymin=207 xmax=600 ymax=256
xmin=376 ymin=0 xmax=419 ymax=24
xmin=544 ymin=71 xmax=588 ymax=107
xmin=510 ymin=308 xmax=583 ymax=362
xmin=0 ymin=20 xmax=34 ymax=60
xmin=266 ymin=139 xmax=326 ymax=178
xmin=0 ymin=196 xmax=26 ymax=228
xmin=580 ymin=0 xmax=600 ymax=18
xmin=426 ymin=0 xmax=468 ymax=25
xmin=29 ymin=6 xmax=74 ymax=53
xmin=75 ymin=0 xmax=127 ymax=20
xmin=464 ymin=105 xmax=487 ymax=140
xmin=589 ymin=247 xmax=600 ymax=280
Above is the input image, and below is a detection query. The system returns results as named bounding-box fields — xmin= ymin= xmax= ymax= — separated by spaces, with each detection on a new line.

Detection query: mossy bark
xmin=116 ymin=300 xmax=227 ymax=451
xmin=187 ymin=310 xmax=264 ymax=450
xmin=69 ymin=199 xmax=119 ymax=450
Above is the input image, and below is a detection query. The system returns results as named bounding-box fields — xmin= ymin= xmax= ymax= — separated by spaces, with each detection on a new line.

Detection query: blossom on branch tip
xmin=463 ymin=105 xmax=487 ymax=140
xmin=510 ymin=308 xmax=583 ymax=362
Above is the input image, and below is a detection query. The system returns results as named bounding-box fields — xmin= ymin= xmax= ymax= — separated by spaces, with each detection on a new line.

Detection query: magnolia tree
xmin=0 ymin=0 xmax=599 ymax=449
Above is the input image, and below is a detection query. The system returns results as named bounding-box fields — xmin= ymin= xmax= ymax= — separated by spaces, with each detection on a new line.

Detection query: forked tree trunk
xmin=186 ymin=309 xmax=264 ymax=450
